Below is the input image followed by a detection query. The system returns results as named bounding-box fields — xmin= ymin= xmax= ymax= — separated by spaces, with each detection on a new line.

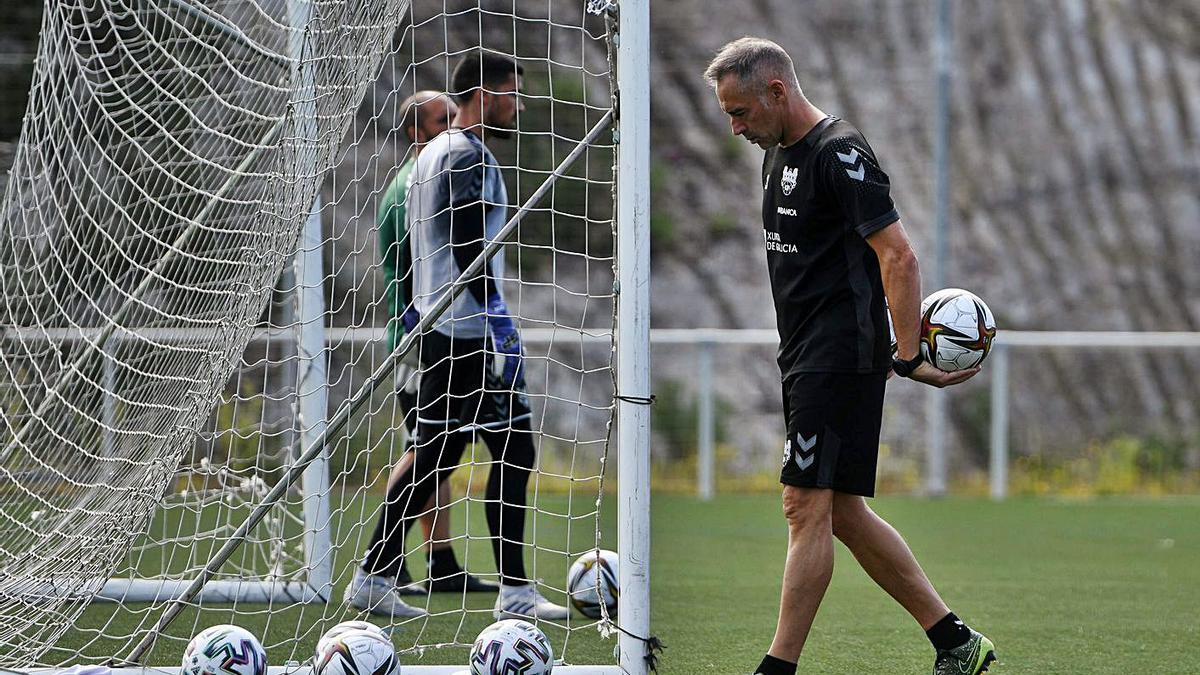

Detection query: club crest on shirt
xmin=780 ymin=165 xmax=799 ymax=195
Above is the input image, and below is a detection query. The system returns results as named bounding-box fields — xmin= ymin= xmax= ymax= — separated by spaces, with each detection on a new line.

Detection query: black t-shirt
xmin=761 ymin=117 xmax=898 ymax=378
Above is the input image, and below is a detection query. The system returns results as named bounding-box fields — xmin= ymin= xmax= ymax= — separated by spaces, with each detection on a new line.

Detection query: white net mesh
xmin=0 ymin=0 xmax=621 ymax=669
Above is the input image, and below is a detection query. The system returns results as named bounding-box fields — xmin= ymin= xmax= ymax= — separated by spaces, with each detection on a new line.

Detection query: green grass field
xmin=658 ymin=495 xmax=1200 ymax=674
xmin=65 ymin=494 xmax=1200 ymax=674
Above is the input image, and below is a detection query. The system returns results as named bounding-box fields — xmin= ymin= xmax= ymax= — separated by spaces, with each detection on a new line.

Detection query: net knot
xmin=586 ymin=0 xmax=618 ymax=17
xmin=605 ymin=621 xmax=665 ymax=673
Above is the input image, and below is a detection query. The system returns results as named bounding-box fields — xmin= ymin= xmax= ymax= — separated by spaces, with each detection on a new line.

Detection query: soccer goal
xmin=0 ymin=0 xmax=649 ymax=673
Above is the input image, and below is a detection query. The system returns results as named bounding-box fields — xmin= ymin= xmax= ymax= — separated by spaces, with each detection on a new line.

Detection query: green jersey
xmin=378 ymin=157 xmax=416 ymax=351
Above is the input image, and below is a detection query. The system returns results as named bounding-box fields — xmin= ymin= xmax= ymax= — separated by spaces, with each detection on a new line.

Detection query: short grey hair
xmin=399 ymin=90 xmax=452 ymax=142
xmin=703 ymin=37 xmax=801 ymax=95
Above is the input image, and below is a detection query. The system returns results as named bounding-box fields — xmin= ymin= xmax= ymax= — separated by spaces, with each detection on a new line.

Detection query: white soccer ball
xmin=314 ymin=628 xmax=399 ymax=675
xmin=469 ymin=619 xmax=554 ymax=675
xmin=919 ymin=288 xmax=997 ymax=372
xmin=566 ymin=549 xmax=619 ymax=619
xmin=314 ymin=620 xmax=387 ymax=663
xmin=181 ymin=625 xmax=267 ymax=675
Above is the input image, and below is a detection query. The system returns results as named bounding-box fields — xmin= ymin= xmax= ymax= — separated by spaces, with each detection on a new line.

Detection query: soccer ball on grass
xmin=314 ymin=627 xmax=399 ymax=675
xmin=314 ymin=620 xmax=387 ymax=663
xmin=469 ymin=619 xmax=553 ymax=675
xmin=566 ymin=549 xmax=619 ymax=619
xmin=182 ymin=625 xmax=266 ymax=675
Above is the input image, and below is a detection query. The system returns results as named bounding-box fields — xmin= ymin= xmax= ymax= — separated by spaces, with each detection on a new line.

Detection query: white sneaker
xmin=344 ymin=570 xmax=428 ymax=618
xmin=492 ymin=583 xmax=570 ymax=620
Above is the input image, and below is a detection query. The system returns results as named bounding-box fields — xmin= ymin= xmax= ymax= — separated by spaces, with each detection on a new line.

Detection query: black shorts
xmin=779 ymin=371 xmax=886 ymax=497
xmin=412 ymin=330 xmax=532 ymax=442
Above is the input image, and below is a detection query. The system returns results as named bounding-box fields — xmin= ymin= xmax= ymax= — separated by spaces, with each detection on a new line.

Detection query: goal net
xmin=0 ymin=0 xmax=648 ymax=672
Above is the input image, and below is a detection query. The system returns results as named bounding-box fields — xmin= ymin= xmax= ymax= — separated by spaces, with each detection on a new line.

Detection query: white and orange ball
xmin=566 ymin=549 xmax=619 ymax=619
xmin=314 ymin=620 xmax=387 ymax=664
xmin=314 ymin=627 xmax=399 ymax=675
xmin=919 ymin=288 xmax=997 ymax=372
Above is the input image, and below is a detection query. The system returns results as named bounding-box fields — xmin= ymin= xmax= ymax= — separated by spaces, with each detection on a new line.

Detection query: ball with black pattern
xmin=469 ymin=619 xmax=553 ymax=675
xmin=181 ymin=625 xmax=267 ymax=675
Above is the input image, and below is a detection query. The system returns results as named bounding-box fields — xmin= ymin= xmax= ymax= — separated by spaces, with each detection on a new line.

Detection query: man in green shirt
xmin=364 ymin=90 xmax=498 ymax=609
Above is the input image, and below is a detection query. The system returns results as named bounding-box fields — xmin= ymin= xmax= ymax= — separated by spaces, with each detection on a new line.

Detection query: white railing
xmin=653 ymin=330 xmax=1200 ymax=501
xmin=11 ymin=327 xmax=1197 ymax=501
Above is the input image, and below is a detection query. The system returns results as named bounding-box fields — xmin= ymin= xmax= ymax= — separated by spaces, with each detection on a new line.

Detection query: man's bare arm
xmin=866 ymin=219 xmax=978 ymax=388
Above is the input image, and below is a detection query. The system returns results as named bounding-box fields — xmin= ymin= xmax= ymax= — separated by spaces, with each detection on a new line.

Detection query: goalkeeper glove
xmin=486 ymin=293 xmax=523 ymax=387
xmin=401 ymin=306 xmax=420 ymax=334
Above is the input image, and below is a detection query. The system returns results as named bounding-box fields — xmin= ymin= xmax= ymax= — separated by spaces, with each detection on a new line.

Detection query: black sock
xmin=927 ymin=612 xmax=971 ymax=651
xmin=428 ymin=546 xmax=461 ymax=577
xmin=754 ymin=655 xmax=796 ymax=675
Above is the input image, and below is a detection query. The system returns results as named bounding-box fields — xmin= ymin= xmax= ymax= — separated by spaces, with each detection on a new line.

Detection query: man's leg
xmin=478 ymin=420 xmax=569 ymax=619
xmin=394 ymin=361 xmax=461 ymax=580
xmin=345 ymin=423 xmax=467 ymax=617
xmin=381 ymin=446 xmax=458 ymax=591
xmin=766 ymin=485 xmax=835 ymax=664
xmin=397 ymin=430 xmax=499 ymax=593
xmin=477 ymin=423 xmax=534 ymax=585
xmin=830 ymin=492 xmax=947 ymax=628
xmin=386 ymin=448 xmax=455 ymax=554
xmin=360 ymin=425 xmax=468 ymax=578
xmin=831 ymin=493 xmax=997 ymax=673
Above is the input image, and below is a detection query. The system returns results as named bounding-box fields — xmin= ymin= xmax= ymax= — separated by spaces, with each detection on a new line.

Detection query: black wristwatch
xmin=891 ymin=351 xmax=925 ymax=378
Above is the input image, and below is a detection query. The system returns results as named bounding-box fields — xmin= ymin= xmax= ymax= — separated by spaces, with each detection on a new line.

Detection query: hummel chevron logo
xmin=836 ymin=147 xmax=866 ymax=181
xmin=796 ymin=433 xmax=816 ymax=451
xmin=795 ymin=432 xmax=817 ymax=470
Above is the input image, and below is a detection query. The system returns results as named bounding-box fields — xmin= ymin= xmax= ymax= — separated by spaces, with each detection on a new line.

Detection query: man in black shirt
xmin=704 ymin=37 xmax=996 ymax=675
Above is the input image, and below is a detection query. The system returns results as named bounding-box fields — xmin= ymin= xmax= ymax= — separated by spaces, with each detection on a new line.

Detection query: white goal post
xmin=0 ymin=0 xmax=650 ymax=673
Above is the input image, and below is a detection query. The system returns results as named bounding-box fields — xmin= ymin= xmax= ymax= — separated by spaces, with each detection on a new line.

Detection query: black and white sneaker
xmin=492 ymin=583 xmax=569 ymax=620
xmin=428 ymin=570 xmax=500 ymax=593
xmin=343 ymin=569 xmax=428 ymax=618
xmin=394 ymin=567 xmax=428 ymax=596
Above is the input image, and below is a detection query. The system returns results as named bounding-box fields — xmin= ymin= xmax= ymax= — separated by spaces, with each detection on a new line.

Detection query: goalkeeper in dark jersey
xmin=348 ymin=51 xmax=569 ymax=621
xmin=705 ymin=38 xmax=996 ymax=675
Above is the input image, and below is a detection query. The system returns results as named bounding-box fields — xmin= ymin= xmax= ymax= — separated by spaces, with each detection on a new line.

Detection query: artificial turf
xmin=59 ymin=494 xmax=1200 ymax=674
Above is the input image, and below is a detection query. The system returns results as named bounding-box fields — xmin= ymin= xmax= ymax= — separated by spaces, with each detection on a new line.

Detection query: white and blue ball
xmin=182 ymin=625 xmax=267 ymax=675
xmin=566 ymin=549 xmax=619 ymax=619
xmin=314 ymin=628 xmax=399 ymax=675
xmin=469 ymin=619 xmax=553 ymax=675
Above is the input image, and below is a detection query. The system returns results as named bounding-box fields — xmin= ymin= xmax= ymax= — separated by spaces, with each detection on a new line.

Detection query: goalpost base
xmin=93 ymin=579 xmax=328 ymax=605
xmin=23 ymin=662 xmax=624 ymax=667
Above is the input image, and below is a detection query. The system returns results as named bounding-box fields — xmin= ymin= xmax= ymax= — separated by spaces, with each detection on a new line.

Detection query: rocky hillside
xmin=645 ymin=0 xmax=1200 ymax=475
